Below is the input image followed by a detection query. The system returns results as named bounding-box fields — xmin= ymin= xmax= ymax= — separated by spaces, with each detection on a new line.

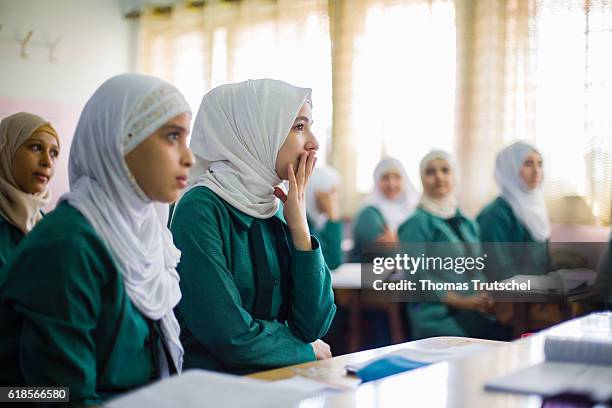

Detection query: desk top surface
xmin=250 ymin=312 xmax=612 ymax=407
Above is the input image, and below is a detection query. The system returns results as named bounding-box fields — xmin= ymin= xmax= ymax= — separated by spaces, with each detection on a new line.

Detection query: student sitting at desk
xmin=0 ymin=113 xmax=60 ymax=270
xmin=398 ymin=150 xmax=510 ymax=340
xmin=171 ymin=79 xmax=336 ymax=375
xmin=305 ymin=165 xmax=344 ymax=270
xmin=0 ymin=74 xmax=193 ymax=405
xmin=350 ymin=157 xmax=418 ymax=261
xmin=477 ymin=141 xmax=551 ymax=282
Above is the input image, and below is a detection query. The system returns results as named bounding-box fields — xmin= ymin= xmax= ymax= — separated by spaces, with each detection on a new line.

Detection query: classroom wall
xmin=0 ymin=0 xmax=134 ymax=209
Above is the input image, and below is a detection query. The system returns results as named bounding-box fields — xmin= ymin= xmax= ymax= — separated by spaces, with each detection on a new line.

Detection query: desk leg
xmin=347 ymin=291 xmax=362 ymax=353
xmin=334 ymin=289 xmax=362 ymax=353
xmin=387 ymin=303 xmax=406 ymax=344
xmin=513 ymin=302 xmax=528 ymax=339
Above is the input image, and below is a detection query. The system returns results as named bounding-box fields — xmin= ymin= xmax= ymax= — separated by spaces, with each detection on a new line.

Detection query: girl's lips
xmin=176 ymin=176 xmax=188 ymax=188
xmin=33 ymin=173 xmax=49 ymax=183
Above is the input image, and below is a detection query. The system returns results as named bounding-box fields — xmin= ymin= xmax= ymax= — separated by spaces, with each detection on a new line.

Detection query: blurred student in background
xmin=399 ymin=150 xmax=510 ymax=340
xmin=351 ymin=157 xmax=418 ymax=261
xmin=0 ymin=113 xmax=59 ymax=270
xmin=305 ymin=165 xmax=343 ymax=270
xmin=478 ymin=141 xmax=551 ymax=282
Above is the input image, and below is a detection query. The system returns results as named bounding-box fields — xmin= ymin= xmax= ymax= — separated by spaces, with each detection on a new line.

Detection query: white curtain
xmin=138 ymin=0 xmax=612 ymax=225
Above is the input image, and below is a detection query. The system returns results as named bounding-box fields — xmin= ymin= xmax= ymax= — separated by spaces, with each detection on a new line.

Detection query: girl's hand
xmin=310 ymin=339 xmax=332 ymax=360
xmin=273 ymin=150 xmax=317 ymax=250
xmin=315 ymin=189 xmax=340 ymax=221
xmin=375 ymin=227 xmax=398 ymax=243
xmin=445 ymin=292 xmax=494 ymax=314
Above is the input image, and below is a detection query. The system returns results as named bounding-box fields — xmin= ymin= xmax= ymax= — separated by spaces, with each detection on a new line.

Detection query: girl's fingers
xmin=296 ymin=152 xmax=307 ymax=189
xmin=304 ymin=151 xmax=316 ymax=182
xmin=287 ymin=162 xmax=297 ymax=194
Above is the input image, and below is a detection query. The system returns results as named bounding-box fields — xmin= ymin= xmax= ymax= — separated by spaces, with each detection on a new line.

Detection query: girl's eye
xmin=442 ymin=167 xmax=450 ymax=174
xmin=167 ymin=132 xmax=180 ymax=142
xmin=293 ymin=123 xmax=304 ymax=131
xmin=50 ymin=149 xmax=59 ymax=158
xmin=30 ymin=144 xmax=42 ymax=151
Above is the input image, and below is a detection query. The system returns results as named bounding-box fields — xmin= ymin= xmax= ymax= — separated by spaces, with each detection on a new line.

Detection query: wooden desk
xmin=492 ymin=287 xmax=602 ymax=337
xmin=255 ymin=312 xmax=610 ymax=408
xmin=332 ymin=263 xmax=407 ymax=352
xmin=248 ymin=337 xmax=505 ymax=389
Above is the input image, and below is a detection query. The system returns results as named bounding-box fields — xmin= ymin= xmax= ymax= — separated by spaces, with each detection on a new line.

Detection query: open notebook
xmin=485 ymin=333 xmax=612 ymax=402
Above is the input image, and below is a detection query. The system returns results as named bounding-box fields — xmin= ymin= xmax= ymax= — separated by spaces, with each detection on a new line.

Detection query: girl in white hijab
xmin=398 ymin=150 xmax=509 ymax=340
xmin=417 ymin=150 xmax=459 ymax=219
xmin=0 ymin=112 xmax=59 ymax=268
xmin=305 ymin=165 xmax=344 ymax=269
xmin=478 ymin=141 xmax=551 ymax=281
xmin=351 ymin=157 xmax=418 ymax=261
xmin=0 ymin=74 xmax=193 ymax=405
xmin=493 ymin=141 xmax=550 ymax=241
xmin=171 ymin=79 xmax=336 ymax=374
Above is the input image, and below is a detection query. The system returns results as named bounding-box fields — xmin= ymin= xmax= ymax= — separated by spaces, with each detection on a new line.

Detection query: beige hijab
xmin=0 ymin=112 xmax=58 ymax=233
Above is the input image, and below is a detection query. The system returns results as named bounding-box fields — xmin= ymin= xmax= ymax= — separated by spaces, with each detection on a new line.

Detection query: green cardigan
xmin=477 ymin=196 xmax=550 ymax=281
xmin=398 ymin=207 xmax=498 ymax=340
xmin=306 ymin=216 xmax=343 ymax=270
xmin=171 ymin=186 xmax=336 ymax=374
xmin=0 ymin=215 xmax=25 ymax=271
xmin=350 ymin=205 xmax=387 ymax=262
xmin=0 ymin=202 xmax=160 ymax=407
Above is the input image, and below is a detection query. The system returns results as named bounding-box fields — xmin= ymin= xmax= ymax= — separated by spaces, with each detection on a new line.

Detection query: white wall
xmin=0 ymin=0 xmax=131 ymax=103
xmin=0 ymin=0 xmax=133 ymax=207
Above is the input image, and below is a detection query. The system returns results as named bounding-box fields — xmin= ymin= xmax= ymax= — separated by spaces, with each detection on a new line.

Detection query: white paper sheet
xmin=271 ymin=376 xmax=343 ymax=396
xmin=346 ymin=343 xmax=493 ymax=373
xmin=105 ymin=370 xmax=321 ymax=408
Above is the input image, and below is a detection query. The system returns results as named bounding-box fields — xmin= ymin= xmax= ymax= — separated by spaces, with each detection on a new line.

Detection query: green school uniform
xmin=398 ymin=207 xmax=502 ymax=340
xmin=0 ymin=202 xmax=160 ymax=407
xmin=0 ymin=215 xmax=24 ymax=271
xmin=350 ymin=205 xmax=386 ymax=262
xmin=170 ymin=186 xmax=336 ymax=375
xmin=477 ymin=196 xmax=550 ymax=281
xmin=307 ymin=216 xmax=343 ymax=270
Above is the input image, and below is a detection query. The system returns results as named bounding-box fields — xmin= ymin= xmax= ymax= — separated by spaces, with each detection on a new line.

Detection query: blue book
xmin=355 ymin=355 xmax=431 ymax=383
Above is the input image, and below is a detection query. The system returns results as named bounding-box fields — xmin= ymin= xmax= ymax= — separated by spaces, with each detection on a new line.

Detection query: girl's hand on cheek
xmin=273 ymin=150 xmax=317 ymax=250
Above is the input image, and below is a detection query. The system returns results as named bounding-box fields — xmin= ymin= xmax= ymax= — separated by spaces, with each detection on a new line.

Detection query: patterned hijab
xmin=61 ymin=74 xmax=190 ymax=374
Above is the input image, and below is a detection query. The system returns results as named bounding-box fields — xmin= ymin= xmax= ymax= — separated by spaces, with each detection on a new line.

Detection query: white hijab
xmin=495 ymin=141 xmax=550 ymax=242
xmin=60 ymin=73 xmax=190 ymax=374
xmin=305 ymin=165 xmax=341 ymax=230
xmin=362 ymin=157 xmax=419 ymax=233
xmin=418 ymin=150 xmax=459 ymax=219
xmin=184 ymin=79 xmax=311 ymax=218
